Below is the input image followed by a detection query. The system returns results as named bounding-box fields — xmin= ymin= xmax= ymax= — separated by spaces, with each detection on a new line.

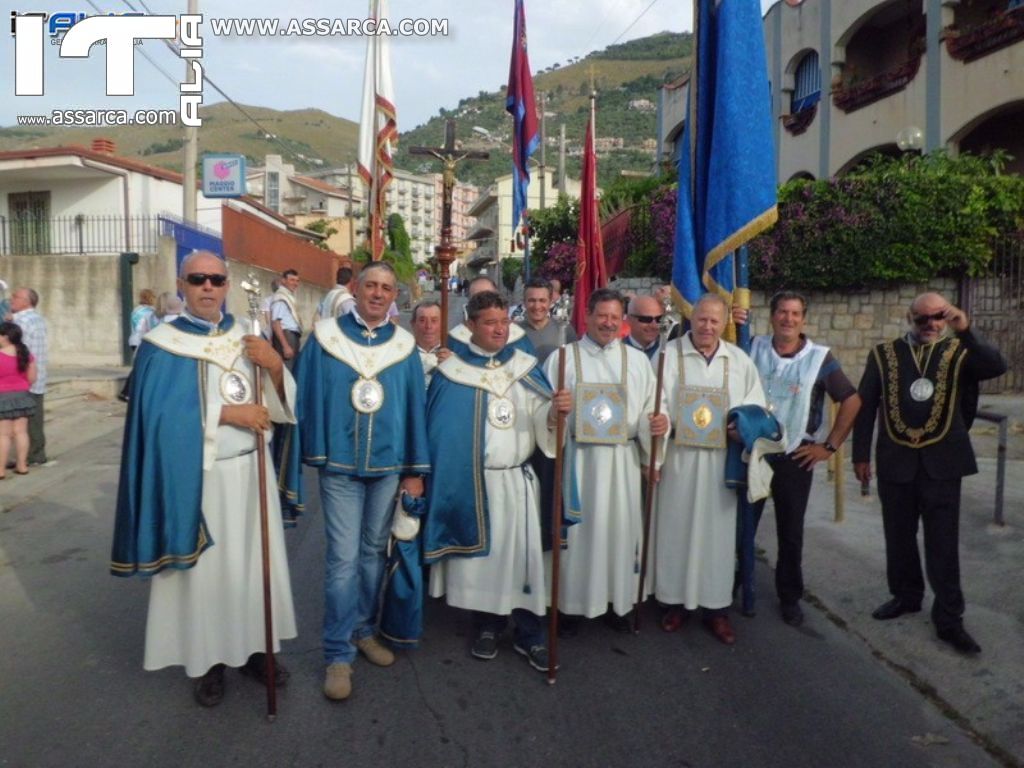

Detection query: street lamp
xmin=896 ymin=126 xmax=924 ymax=153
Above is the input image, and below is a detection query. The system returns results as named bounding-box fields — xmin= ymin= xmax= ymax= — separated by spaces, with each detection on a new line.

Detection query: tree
xmin=304 ymin=218 xmax=339 ymax=251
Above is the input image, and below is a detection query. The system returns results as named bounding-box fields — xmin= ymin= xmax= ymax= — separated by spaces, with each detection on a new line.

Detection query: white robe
xmin=430 ymin=348 xmax=555 ymax=617
xmin=143 ymin=356 xmax=298 ymax=677
xmin=653 ymin=334 xmax=766 ymax=610
xmin=544 ymin=335 xmax=666 ymax=618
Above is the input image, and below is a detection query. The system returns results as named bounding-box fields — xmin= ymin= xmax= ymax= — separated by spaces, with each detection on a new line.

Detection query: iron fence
xmin=0 ymin=214 xmax=161 ymax=255
xmin=961 ymin=235 xmax=1024 ymax=392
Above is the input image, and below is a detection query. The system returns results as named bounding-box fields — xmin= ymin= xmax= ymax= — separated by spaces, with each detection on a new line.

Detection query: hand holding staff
xmin=241 ymin=273 xmax=278 ymax=722
xmin=634 ymin=297 xmax=679 ymax=633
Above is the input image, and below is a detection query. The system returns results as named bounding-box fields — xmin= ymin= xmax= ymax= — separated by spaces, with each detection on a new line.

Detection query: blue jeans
xmin=320 ymin=471 xmax=399 ymax=664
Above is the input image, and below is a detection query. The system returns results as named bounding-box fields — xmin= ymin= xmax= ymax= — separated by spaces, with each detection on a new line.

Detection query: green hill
xmin=395 ymin=31 xmax=693 ymax=189
xmin=0 ymin=102 xmax=358 ymax=173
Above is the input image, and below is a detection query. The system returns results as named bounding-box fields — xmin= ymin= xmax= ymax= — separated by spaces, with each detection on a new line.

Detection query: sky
xmin=1 ymin=0 xmax=777 ymax=130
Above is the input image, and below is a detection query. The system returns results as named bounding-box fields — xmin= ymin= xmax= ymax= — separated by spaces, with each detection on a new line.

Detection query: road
xmin=0 ymin=394 xmax=1003 ymax=768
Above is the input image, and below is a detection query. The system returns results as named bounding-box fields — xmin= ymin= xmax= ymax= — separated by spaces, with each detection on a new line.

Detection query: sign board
xmin=201 ymin=154 xmax=246 ymax=198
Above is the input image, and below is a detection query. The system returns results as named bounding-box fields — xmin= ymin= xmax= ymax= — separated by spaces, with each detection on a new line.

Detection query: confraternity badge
xmin=220 ymin=370 xmax=253 ymax=404
xmin=693 ymin=404 xmax=713 ymax=430
xmin=352 ymin=376 xmax=384 ymax=414
xmin=909 ymin=377 xmax=934 ymax=402
xmin=592 ymin=400 xmax=613 ymax=425
xmin=487 ymin=397 xmax=516 ymax=429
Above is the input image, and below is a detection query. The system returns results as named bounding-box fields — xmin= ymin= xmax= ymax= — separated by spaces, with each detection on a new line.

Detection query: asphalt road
xmin=0 ymin=398 xmax=1001 ymax=768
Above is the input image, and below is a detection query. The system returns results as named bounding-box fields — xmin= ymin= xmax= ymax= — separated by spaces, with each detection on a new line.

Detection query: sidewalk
xmin=756 ymin=392 xmax=1024 ymax=766
xmin=11 ymin=374 xmax=1024 ymax=766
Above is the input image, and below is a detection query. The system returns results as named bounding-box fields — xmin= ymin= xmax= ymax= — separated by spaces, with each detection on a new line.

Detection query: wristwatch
xmin=824 ymin=441 xmax=838 ymax=453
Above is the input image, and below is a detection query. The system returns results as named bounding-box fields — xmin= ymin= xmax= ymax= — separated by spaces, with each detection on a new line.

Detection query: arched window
xmin=791 ymin=51 xmax=821 ymax=113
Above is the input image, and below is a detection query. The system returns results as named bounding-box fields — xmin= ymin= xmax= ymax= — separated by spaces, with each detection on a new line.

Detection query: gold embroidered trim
xmin=877 ymin=338 xmax=964 ymax=447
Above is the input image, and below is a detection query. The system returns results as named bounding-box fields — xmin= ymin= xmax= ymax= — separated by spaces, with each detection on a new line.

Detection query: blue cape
xmin=422 ymin=345 xmax=553 ymax=563
xmin=282 ymin=315 xmax=431 ymax=516
xmin=110 ymin=314 xmax=234 ymax=578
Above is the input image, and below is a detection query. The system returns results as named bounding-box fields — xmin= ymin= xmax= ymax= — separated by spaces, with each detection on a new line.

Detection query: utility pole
xmin=558 ymin=123 xmax=566 ymax=196
xmin=182 ymin=0 xmax=198 ymax=224
xmin=539 ymin=91 xmax=546 ymax=211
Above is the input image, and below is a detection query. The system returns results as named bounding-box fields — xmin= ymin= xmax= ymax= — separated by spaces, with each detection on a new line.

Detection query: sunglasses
xmin=185 ymin=273 xmax=228 ymax=287
xmin=630 ymin=314 xmax=663 ymax=325
xmin=912 ymin=311 xmax=945 ymax=326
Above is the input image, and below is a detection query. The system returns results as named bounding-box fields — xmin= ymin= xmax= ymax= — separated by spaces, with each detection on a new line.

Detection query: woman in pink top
xmin=0 ymin=321 xmax=37 ymax=478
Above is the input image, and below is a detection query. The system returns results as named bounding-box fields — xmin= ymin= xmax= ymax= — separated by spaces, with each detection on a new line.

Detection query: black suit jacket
xmin=852 ymin=329 xmax=1006 ymax=483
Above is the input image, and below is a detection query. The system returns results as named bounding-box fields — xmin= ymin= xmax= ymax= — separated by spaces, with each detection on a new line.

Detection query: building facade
xmin=658 ymin=0 xmax=1024 ymax=180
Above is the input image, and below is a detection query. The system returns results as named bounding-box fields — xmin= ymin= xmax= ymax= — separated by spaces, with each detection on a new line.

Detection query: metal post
xmin=182 ymin=0 xmax=199 ymax=224
xmin=119 ymin=252 xmax=140 ymax=365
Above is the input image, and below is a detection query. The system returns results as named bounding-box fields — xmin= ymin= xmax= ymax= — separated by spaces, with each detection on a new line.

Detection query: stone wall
xmin=609 ymin=276 xmax=959 ymax=382
xmin=1 ymin=237 xmax=322 ymax=367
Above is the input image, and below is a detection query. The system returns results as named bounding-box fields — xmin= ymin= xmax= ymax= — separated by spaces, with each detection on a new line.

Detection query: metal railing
xmin=0 ymin=214 xmax=161 ymax=255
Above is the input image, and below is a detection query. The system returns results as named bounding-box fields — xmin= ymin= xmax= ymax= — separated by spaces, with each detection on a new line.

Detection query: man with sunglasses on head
xmin=112 ymin=251 xmax=298 ymax=707
xmin=853 ymin=292 xmax=1006 ymax=655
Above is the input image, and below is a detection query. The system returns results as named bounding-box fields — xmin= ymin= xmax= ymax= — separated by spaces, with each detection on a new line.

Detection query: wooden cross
xmin=409 ymin=119 xmax=489 ymax=343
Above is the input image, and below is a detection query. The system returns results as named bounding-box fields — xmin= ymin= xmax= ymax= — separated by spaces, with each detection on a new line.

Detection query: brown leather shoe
xmin=661 ymin=607 xmax=688 ymax=632
xmin=240 ymin=652 xmax=289 ymax=686
xmin=193 ymin=664 xmax=225 ymax=707
xmin=705 ymin=615 xmax=736 ymax=645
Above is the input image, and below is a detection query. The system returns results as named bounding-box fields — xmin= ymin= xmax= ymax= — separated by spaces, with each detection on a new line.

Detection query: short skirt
xmin=0 ymin=390 xmax=35 ymax=420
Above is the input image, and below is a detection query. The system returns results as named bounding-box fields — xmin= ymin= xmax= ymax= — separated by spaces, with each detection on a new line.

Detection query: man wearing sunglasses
xmin=853 ymin=292 xmax=1006 ymax=655
xmin=112 ymin=251 xmax=298 ymax=707
xmin=624 ymin=294 xmax=667 ymax=362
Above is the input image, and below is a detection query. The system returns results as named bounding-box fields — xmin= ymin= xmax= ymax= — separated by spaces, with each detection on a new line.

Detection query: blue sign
xmin=201 ymin=153 xmax=246 ymax=198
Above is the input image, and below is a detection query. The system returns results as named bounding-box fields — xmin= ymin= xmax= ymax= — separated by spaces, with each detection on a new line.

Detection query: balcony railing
xmin=0 ymin=214 xmax=161 ymax=255
xmin=946 ymin=9 xmax=1024 ymax=62
xmin=832 ymin=56 xmax=921 ymax=113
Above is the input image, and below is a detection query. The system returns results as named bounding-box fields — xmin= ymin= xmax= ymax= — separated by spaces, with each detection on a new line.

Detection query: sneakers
xmin=193 ymin=664 xmax=226 ymax=707
xmin=471 ymin=631 xmax=499 ymax=660
xmin=513 ymin=642 xmax=556 ymax=673
xmin=323 ymin=662 xmax=353 ymax=700
xmin=355 ymin=635 xmax=395 ymax=667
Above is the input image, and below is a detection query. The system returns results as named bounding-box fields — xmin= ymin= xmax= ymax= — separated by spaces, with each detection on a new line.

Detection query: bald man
xmin=853 ymin=292 xmax=1006 ymax=655
xmin=624 ymin=294 xmax=667 ymax=362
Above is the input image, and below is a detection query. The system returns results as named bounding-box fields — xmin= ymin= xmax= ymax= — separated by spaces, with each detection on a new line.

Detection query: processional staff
xmin=633 ymin=295 xmax=679 ymax=633
xmin=241 ymin=273 xmax=278 ymax=722
xmin=408 ymin=119 xmax=489 ymax=346
xmin=547 ymin=292 xmax=571 ymax=685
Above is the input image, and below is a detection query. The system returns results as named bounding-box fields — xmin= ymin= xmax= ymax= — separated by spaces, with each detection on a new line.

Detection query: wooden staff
xmin=547 ymin=294 xmax=571 ymax=685
xmin=242 ymin=274 xmax=277 ymax=722
xmin=633 ymin=303 xmax=677 ymax=633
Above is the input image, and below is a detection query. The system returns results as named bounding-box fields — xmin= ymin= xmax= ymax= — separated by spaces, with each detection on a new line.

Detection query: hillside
xmin=395 ymin=31 xmax=693 ymax=189
xmin=0 ymin=31 xmax=691 ymax=187
xmin=0 ymin=102 xmax=359 ymax=172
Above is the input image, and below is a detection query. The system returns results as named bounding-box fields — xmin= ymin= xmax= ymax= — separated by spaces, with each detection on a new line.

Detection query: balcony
xmin=946 ymin=9 xmax=1024 ymax=62
xmin=782 ymin=104 xmax=817 ymax=136
xmin=833 ymin=56 xmax=922 ymax=113
xmin=0 ymin=214 xmax=161 ymax=255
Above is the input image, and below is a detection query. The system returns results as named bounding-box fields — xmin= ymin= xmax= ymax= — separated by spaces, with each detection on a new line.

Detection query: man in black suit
xmin=853 ymin=292 xmax=1006 ymax=655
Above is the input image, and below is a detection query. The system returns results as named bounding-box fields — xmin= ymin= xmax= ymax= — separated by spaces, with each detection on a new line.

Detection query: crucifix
xmin=409 ymin=119 xmax=489 ymax=345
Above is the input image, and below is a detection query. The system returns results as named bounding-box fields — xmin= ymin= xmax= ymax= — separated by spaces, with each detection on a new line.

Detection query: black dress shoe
xmin=871 ymin=597 xmax=922 ymax=621
xmin=780 ymin=601 xmax=804 ymax=627
xmin=239 ymin=653 xmax=289 ymax=686
xmin=193 ymin=664 xmax=225 ymax=707
xmin=603 ymin=611 xmax=633 ymax=633
xmin=937 ymin=625 xmax=981 ymax=655
xmin=557 ymin=613 xmax=581 ymax=638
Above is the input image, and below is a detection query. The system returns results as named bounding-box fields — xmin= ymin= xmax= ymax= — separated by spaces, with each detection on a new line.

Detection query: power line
xmin=608 ymin=0 xmax=663 ymax=47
